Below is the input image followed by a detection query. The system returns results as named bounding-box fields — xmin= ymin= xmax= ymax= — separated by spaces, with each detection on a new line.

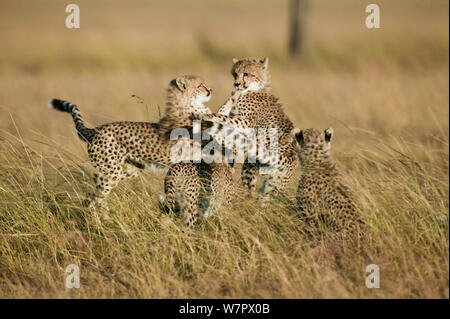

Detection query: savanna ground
xmin=0 ymin=0 xmax=448 ymax=298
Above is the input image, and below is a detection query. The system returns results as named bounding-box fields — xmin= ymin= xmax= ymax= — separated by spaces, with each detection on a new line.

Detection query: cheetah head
xmin=291 ymin=127 xmax=334 ymax=167
xmin=167 ymin=75 xmax=212 ymax=114
xmin=231 ymin=57 xmax=270 ymax=93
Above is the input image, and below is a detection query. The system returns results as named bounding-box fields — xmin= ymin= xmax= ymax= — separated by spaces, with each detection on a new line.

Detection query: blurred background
xmin=0 ymin=0 xmax=448 ymax=151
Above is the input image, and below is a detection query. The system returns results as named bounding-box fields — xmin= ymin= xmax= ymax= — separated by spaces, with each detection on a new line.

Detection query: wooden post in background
xmin=288 ymin=0 xmax=308 ymax=57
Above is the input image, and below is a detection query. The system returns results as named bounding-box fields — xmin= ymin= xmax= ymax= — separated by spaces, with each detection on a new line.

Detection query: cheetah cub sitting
xmin=292 ymin=128 xmax=364 ymax=234
xmin=48 ymin=75 xmax=212 ymax=213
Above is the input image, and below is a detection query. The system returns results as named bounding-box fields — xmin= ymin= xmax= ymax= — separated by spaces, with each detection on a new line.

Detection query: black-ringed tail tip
xmin=47 ymin=98 xmax=59 ymax=109
xmin=47 ymin=98 xmax=73 ymax=112
xmin=47 ymin=99 xmax=54 ymax=108
xmin=47 ymin=98 xmax=96 ymax=143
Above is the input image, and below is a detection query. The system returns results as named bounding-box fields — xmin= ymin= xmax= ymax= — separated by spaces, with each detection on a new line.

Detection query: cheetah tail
xmin=47 ymin=98 xmax=97 ymax=143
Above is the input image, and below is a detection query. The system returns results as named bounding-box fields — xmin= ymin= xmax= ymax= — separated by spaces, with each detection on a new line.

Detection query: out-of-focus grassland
xmin=0 ymin=0 xmax=448 ymax=298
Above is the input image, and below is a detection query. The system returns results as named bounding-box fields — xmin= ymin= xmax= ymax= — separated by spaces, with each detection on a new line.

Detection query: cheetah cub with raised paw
xmin=199 ymin=57 xmax=298 ymax=202
xmin=292 ymin=128 xmax=365 ymax=235
xmin=48 ymin=75 xmax=212 ymax=214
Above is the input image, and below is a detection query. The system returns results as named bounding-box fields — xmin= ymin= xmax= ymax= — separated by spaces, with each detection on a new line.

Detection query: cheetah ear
xmin=232 ymin=58 xmax=239 ymax=64
xmin=260 ymin=57 xmax=269 ymax=68
xmin=175 ymin=77 xmax=187 ymax=91
xmin=324 ymin=127 xmax=334 ymax=142
xmin=294 ymin=129 xmax=304 ymax=144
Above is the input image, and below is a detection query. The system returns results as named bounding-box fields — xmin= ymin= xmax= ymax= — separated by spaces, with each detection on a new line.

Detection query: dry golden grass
xmin=0 ymin=0 xmax=448 ymax=298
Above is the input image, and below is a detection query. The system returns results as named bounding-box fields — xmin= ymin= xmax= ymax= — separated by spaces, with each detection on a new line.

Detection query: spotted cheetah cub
xmin=48 ymin=75 xmax=212 ymax=213
xmin=292 ymin=128 xmax=364 ymax=234
xmin=162 ymin=161 xmax=234 ymax=227
xmin=199 ymin=57 xmax=298 ymax=201
xmin=161 ymin=102 xmax=235 ymax=227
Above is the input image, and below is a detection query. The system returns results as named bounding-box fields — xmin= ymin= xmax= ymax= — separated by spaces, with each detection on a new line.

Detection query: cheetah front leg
xmin=201 ymin=113 xmax=250 ymax=131
xmin=257 ymin=164 xmax=296 ymax=207
xmin=217 ymin=96 xmax=234 ymax=116
xmin=217 ymin=90 xmax=240 ymax=116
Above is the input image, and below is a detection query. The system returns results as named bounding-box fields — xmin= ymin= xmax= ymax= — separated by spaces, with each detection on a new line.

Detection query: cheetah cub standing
xmin=292 ymin=128 xmax=364 ymax=234
xmin=48 ymin=75 xmax=212 ymax=213
xmin=199 ymin=57 xmax=298 ymax=202
xmin=161 ymin=103 xmax=236 ymax=227
xmin=162 ymin=161 xmax=234 ymax=227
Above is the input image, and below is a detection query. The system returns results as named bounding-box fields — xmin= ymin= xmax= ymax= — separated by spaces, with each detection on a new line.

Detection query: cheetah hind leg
xmin=88 ymin=167 xmax=129 ymax=220
xmin=171 ymin=187 xmax=201 ymax=228
xmin=163 ymin=165 xmax=201 ymax=228
xmin=241 ymin=159 xmax=258 ymax=196
xmin=180 ymin=181 xmax=201 ymax=227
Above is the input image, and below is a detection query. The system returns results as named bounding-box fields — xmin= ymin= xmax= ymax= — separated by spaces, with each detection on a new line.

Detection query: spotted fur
xmin=162 ymin=162 xmax=234 ymax=227
xmin=292 ymin=128 xmax=365 ymax=234
xmin=199 ymin=57 xmax=298 ymax=201
xmin=48 ymin=75 xmax=212 ymax=213
xmin=161 ymin=104 xmax=236 ymax=227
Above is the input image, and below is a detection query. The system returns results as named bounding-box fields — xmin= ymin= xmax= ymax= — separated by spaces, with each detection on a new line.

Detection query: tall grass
xmin=0 ymin=128 xmax=447 ymax=298
xmin=0 ymin=0 xmax=448 ymax=298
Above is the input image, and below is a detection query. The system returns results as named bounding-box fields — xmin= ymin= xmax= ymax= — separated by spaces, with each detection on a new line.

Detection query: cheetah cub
xmin=199 ymin=57 xmax=298 ymax=201
xmin=48 ymin=75 xmax=212 ymax=213
xmin=162 ymin=161 xmax=234 ymax=227
xmin=292 ymin=128 xmax=364 ymax=234
xmin=161 ymin=104 xmax=235 ymax=227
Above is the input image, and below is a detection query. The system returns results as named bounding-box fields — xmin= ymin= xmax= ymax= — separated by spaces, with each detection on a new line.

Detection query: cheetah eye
xmin=232 ymin=72 xmax=237 ymax=78
xmin=243 ymin=72 xmax=249 ymax=77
